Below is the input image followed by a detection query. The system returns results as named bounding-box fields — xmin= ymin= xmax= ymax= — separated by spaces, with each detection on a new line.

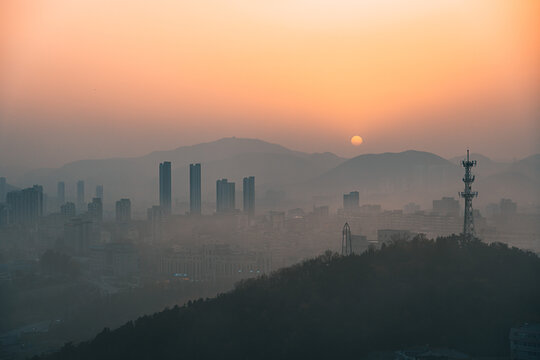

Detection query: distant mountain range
xmin=305 ymin=150 xmax=461 ymax=203
xmin=3 ymin=138 xmax=539 ymax=211
xmin=11 ymin=138 xmax=344 ymax=207
xmin=303 ymin=151 xmax=539 ymax=208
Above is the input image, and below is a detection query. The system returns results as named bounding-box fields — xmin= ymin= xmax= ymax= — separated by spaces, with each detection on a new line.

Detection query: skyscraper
xmin=57 ymin=181 xmax=65 ymax=206
xmin=0 ymin=177 xmax=6 ymax=203
xmin=116 ymin=199 xmax=132 ymax=222
xmin=6 ymin=185 xmax=43 ymax=224
xmin=243 ymin=176 xmax=255 ymax=216
xmin=159 ymin=161 xmax=172 ymax=215
xmin=88 ymin=198 xmax=103 ymax=222
xmin=216 ymin=179 xmax=235 ymax=213
xmin=77 ymin=180 xmax=85 ymax=210
xmin=96 ymin=185 xmax=103 ymax=200
xmin=190 ymin=163 xmax=202 ymax=215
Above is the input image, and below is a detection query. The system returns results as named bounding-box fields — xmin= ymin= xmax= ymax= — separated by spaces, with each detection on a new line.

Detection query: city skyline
xmin=0 ymin=140 xmax=536 ymax=219
xmin=1 ymin=2 xmax=538 ymax=358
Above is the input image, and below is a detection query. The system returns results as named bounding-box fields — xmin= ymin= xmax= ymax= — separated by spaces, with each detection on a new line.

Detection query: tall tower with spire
xmin=459 ymin=150 xmax=478 ymax=238
xmin=342 ymin=222 xmax=352 ymax=255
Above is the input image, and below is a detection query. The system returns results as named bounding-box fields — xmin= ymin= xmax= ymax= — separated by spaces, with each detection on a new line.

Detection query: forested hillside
xmin=38 ymin=236 xmax=540 ymax=359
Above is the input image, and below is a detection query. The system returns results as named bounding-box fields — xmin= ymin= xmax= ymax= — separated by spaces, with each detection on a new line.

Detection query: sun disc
xmin=351 ymin=135 xmax=363 ymax=146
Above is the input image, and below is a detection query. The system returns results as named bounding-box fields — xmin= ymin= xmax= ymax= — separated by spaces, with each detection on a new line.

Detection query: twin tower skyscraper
xmin=159 ymin=161 xmax=172 ymax=215
xmin=159 ymin=161 xmax=254 ymax=216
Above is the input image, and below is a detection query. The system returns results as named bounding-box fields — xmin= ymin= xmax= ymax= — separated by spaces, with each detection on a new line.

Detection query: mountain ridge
xmin=3 ymin=138 xmax=537 ymax=209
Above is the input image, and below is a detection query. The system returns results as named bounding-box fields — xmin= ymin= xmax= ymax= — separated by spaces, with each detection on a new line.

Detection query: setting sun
xmin=351 ymin=136 xmax=364 ymax=146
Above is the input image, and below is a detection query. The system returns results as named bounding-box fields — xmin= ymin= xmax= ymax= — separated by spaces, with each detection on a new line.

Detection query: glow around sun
xmin=351 ymin=135 xmax=363 ymax=146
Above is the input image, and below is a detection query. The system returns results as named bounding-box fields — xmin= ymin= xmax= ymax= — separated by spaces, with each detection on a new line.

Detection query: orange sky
xmin=1 ymin=0 xmax=539 ymax=168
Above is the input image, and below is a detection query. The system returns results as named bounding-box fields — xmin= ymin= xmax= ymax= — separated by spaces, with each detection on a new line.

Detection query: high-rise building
xmin=242 ymin=176 xmax=255 ymax=216
xmin=116 ymin=199 xmax=131 ymax=222
xmin=0 ymin=177 xmax=6 ymax=203
xmin=216 ymin=179 xmax=235 ymax=213
xmin=61 ymin=202 xmax=76 ymax=218
xmin=159 ymin=161 xmax=172 ymax=215
xmin=57 ymin=181 xmax=65 ymax=206
xmin=77 ymin=180 xmax=85 ymax=210
xmin=96 ymin=185 xmax=103 ymax=200
xmin=6 ymin=185 xmax=43 ymax=225
xmin=343 ymin=191 xmax=359 ymax=210
xmin=190 ymin=163 xmax=201 ymax=215
xmin=88 ymin=198 xmax=103 ymax=222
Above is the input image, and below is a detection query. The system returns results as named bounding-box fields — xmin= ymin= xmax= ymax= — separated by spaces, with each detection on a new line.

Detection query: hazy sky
xmin=1 ymin=0 xmax=539 ymax=168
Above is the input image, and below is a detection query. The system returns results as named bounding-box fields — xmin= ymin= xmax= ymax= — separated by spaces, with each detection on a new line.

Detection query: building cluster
xmin=1 ymin=151 xmax=539 ymax=291
xmin=339 ymin=195 xmax=472 ymax=244
xmin=0 ymin=177 xmax=139 ymax=288
xmin=154 ymin=161 xmax=256 ymax=217
xmin=0 ymin=161 xmax=264 ymax=289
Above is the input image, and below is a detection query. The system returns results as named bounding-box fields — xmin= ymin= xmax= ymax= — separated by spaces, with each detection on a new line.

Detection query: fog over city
xmin=1 ymin=1 xmax=539 ymax=359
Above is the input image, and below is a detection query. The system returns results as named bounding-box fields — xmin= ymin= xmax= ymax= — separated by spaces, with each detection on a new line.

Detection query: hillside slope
xmin=39 ymin=236 xmax=540 ymax=359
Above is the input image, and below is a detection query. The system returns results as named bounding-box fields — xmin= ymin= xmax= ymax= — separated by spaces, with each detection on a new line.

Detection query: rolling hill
xmin=35 ymin=236 xmax=540 ymax=359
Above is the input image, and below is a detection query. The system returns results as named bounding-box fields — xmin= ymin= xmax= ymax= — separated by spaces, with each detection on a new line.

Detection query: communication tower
xmin=459 ymin=149 xmax=478 ymax=238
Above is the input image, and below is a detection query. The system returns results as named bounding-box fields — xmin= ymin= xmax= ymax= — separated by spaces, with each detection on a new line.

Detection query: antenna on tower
xmin=459 ymin=149 xmax=478 ymax=239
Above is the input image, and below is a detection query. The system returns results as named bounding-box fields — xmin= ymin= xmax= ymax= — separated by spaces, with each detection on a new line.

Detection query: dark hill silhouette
xmin=37 ymin=236 xmax=540 ymax=360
